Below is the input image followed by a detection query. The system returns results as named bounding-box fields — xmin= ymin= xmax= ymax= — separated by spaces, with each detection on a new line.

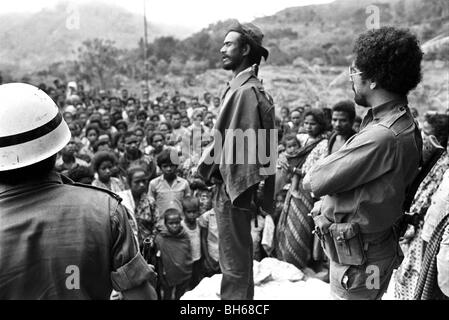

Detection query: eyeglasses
xmin=349 ymin=66 xmax=363 ymax=81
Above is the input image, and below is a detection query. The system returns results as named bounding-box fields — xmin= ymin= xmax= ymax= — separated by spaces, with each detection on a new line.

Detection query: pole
xmin=143 ymin=0 xmax=149 ymax=90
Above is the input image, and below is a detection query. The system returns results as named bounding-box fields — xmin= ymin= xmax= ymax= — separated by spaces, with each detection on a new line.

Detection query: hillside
xmin=1 ymin=0 xmax=447 ymax=115
xmin=0 ymin=0 xmax=195 ymax=73
xmin=246 ymin=0 xmax=448 ymax=65
xmin=145 ymin=0 xmax=448 ymax=71
xmin=145 ymin=60 xmax=448 ymax=116
xmin=1 ymin=0 xmax=447 ymax=76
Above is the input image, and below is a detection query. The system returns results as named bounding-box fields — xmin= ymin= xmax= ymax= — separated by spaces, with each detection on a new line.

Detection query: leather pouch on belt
xmin=329 ymin=222 xmax=366 ymax=266
xmin=313 ymin=215 xmax=339 ymax=263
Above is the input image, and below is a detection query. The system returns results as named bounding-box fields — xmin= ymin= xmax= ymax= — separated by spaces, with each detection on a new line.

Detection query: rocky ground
xmin=181 ymin=258 xmax=332 ymax=300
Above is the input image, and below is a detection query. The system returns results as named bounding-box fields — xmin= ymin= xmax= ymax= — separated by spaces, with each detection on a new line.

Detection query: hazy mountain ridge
xmin=192 ymin=0 xmax=447 ymax=67
xmin=0 ymin=0 xmax=447 ymax=76
xmin=250 ymin=0 xmax=448 ymax=64
xmin=0 ymin=1 xmax=195 ymax=73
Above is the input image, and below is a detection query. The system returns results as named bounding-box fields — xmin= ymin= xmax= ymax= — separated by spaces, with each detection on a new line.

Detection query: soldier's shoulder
xmin=65 ymin=182 xmax=123 ymax=203
xmin=378 ymin=106 xmax=415 ymax=136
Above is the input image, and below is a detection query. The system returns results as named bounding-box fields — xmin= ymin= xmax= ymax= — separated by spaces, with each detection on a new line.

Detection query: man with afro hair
xmin=303 ymin=27 xmax=423 ymax=300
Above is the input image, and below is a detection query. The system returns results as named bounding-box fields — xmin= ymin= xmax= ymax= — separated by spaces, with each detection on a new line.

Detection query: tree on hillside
xmin=117 ymin=48 xmax=143 ymax=81
xmin=150 ymin=36 xmax=180 ymax=63
xmin=180 ymin=31 xmax=222 ymax=68
xmin=75 ymin=39 xmax=120 ymax=89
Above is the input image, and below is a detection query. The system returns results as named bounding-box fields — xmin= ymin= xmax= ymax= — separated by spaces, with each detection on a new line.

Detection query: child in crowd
xmin=198 ymin=205 xmax=220 ymax=277
xmin=190 ymin=179 xmax=213 ymax=214
xmin=149 ymin=149 xmax=191 ymax=228
xmin=155 ymin=208 xmax=193 ymax=300
xmin=181 ymin=197 xmax=203 ymax=289
xmin=274 ymin=189 xmax=288 ymax=226
xmin=276 ymin=133 xmax=302 ymax=194
xmin=79 ymin=123 xmax=100 ymax=162
xmin=91 ymin=151 xmax=125 ymax=193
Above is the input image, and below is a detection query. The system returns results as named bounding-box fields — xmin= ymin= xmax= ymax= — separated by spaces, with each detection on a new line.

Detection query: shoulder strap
xmin=60 ymin=173 xmax=123 ymax=203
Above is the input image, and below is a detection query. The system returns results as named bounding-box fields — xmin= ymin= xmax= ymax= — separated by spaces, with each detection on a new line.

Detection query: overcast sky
xmin=0 ymin=0 xmax=334 ymax=28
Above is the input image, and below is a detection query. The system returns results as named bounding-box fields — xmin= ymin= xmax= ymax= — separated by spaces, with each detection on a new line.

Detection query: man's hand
xmin=147 ymin=264 xmax=158 ymax=287
xmin=309 ymin=199 xmax=322 ymax=218
xmin=303 ymin=171 xmax=312 ymax=192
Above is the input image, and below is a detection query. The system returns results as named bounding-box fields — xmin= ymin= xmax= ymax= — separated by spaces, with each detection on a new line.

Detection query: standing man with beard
xmin=197 ymin=22 xmax=276 ymax=300
xmin=303 ymin=27 xmax=423 ymax=300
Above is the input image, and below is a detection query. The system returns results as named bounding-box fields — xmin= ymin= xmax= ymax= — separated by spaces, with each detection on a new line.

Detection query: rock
xmin=253 ymin=260 xmax=273 ymax=285
xmin=181 ymin=258 xmax=330 ymax=300
xmin=259 ymin=258 xmax=305 ymax=282
xmin=181 ymin=274 xmax=222 ymax=300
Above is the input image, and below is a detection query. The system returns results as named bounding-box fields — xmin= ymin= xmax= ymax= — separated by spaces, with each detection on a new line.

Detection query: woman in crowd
xmin=118 ymin=165 xmax=157 ymax=249
xmin=159 ymin=122 xmax=176 ymax=146
xmin=275 ymin=108 xmax=329 ymax=270
xmin=279 ymin=106 xmax=292 ymax=135
xmin=134 ymin=126 xmax=146 ymax=151
xmin=394 ymin=113 xmax=449 ymax=300
xmin=415 ymin=167 xmax=449 ymax=299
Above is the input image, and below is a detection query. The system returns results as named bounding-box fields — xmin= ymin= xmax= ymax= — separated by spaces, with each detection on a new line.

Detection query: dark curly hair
xmin=149 ymin=131 xmax=166 ymax=144
xmin=92 ymin=151 xmax=117 ymax=172
xmin=157 ymin=148 xmax=180 ymax=167
xmin=354 ymin=27 xmax=423 ymax=96
xmin=304 ymin=108 xmax=327 ymax=135
xmin=85 ymin=123 xmax=100 ymax=137
xmin=182 ymin=196 xmax=200 ymax=210
xmin=67 ymin=165 xmax=94 ymax=183
xmin=424 ymin=113 xmax=449 ymax=149
xmin=126 ymin=165 xmax=148 ymax=186
xmin=332 ymin=100 xmax=356 ymax=122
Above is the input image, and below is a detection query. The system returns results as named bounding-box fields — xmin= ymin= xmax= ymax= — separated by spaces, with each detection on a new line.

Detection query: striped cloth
xmin=275 ymin=183 xmax=314 ymax=269
xmin=414 ymin=213 xmax=449 ymax=300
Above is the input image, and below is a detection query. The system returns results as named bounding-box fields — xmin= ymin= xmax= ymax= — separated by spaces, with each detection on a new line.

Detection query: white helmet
xmin=0 ymin=83 xmax=71 ymax=171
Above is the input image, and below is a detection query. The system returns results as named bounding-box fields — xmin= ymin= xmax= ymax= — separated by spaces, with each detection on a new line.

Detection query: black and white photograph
xmin=0 ymin=0 xmax=448 ymax=307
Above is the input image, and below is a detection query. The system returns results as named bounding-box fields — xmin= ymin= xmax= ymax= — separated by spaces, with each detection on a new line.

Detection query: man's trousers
xmin=213 ymin=183 xmax=254 ymax=300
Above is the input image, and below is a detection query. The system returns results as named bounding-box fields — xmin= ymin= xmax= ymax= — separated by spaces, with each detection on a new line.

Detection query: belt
xmin=362 ymin=228 xmax=395 ymax=252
